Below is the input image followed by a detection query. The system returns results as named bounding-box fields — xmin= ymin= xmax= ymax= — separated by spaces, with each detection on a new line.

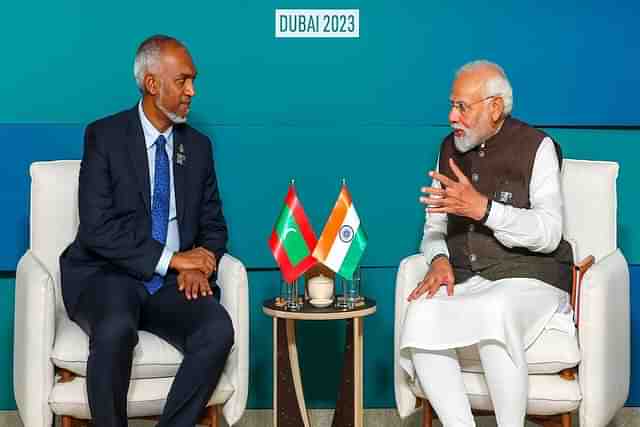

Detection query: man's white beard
xmin=154 ymin=89 xmax=188 ymax=124
xmin=155 ymin=100 xmax=187 ymax=124
xmin=452 ymin=125 xmax=483 ymax=153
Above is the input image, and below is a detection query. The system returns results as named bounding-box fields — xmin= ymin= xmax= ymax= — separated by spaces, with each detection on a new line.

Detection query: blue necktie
xmin=144 ymin=135 xmax=170 ymax=294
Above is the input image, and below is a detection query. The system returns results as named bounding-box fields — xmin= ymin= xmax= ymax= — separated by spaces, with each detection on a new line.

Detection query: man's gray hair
xmin=133 ymin=35 xmax=185 ymax=93
xmin=456 ymin=60 xmax=513 ymax=116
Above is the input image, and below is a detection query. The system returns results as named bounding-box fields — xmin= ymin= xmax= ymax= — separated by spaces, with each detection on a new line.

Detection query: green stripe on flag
xmin=338 ymin=228 xmax=367 ymax=279
xmin=275 ymin=205 xmax=310 ymax=267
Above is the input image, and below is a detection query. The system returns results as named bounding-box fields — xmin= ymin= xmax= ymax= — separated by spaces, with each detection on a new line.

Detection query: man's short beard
xmin=154 ymin=85 xmax=187 ymax=124
xmin=155 ymin=98 xmax=187 ymax=124
xmin=452 ymin=109 xmax=493 ymax=153
xmin=453 ymin=125 xmax=483 ymax=153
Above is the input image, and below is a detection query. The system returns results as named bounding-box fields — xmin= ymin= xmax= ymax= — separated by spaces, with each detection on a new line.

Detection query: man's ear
xmin=144 ymin=74 xmax=159 ymax=96
xmin=491 ymin=97 xmax=505 ymax=122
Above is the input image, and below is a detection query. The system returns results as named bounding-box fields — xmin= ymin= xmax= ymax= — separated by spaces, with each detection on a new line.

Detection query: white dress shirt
xmin=420 ymin=137 xmax=564 ymax=264
xmin=138 ymin=101 xmax=180 ymax=277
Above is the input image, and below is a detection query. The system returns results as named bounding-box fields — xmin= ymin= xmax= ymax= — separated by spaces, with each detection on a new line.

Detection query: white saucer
xmin=309 ymin=298 xmax=333 ymax=308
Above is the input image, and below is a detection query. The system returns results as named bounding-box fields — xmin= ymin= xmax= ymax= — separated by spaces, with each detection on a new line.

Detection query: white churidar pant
xmin=400 ymin=275 xmax=572 ymax=427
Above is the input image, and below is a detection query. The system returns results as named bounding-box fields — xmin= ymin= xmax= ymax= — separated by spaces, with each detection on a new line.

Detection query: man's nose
xmin=185 ymin=80 xmax=196 ymax=97
xmin=448 ymin=106 xmax=460 ymax=124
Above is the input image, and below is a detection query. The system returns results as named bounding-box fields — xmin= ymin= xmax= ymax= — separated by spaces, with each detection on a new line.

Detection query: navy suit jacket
xmin=60 ymin=106 xmax=228 ymax=317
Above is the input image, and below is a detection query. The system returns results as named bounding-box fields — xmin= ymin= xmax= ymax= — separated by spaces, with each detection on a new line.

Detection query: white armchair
xmin=394 ymin=159 xmax=630 ymax=427
xmin=14 ymin=161 xmax=249 ymax=427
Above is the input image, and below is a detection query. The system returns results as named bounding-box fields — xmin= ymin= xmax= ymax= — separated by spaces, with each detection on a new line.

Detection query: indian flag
xmin=313 ymin=184 xmax=367 ymax=279
xmin=268 ymin=183 xmax=318 ymax=283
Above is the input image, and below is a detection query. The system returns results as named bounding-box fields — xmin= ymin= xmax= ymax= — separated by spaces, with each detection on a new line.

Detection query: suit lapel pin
xmin=176 ymin=143 xmax=186 ymax=165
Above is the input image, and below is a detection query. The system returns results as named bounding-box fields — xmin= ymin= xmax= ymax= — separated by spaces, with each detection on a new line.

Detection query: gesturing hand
xmin=177 ymin=269 xmax=213 ymax=300
xmin=170 ymin=247 xmax=216 ymax=277
xmin=420 ymin=158 xmax=488 ymax=221
xmin=407 ymin=257 xmax=455 ymax=301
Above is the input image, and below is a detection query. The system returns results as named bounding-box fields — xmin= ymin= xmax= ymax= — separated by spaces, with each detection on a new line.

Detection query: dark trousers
xmin=72 ymin=272 xmax=234 ymax=427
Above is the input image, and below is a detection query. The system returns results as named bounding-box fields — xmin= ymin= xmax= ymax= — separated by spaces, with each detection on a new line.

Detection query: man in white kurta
xmin=399 ymin=61 xmax=574 ymax=427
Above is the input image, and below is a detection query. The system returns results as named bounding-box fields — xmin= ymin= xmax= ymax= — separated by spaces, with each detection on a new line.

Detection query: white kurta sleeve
xmin=483 ymin=137 xmax=563 ymax=253
xmin=419 ymin=157 xmax=450 ymax=263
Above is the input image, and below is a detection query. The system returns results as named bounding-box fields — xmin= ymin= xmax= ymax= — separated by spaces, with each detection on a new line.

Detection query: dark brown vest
xmin=438 ymin=117 xmax=573 ymax=293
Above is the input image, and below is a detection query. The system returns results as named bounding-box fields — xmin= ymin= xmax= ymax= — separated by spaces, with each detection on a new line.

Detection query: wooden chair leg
xmin=61 ymin=415 xmax=73 ymax=427
xmin=422 ymin=399 xmax=433 ymax=427
xmin=206 ymin=404 xmax=220 ymax=427
xmin=530 ymin=413 xmax=572 ymax=427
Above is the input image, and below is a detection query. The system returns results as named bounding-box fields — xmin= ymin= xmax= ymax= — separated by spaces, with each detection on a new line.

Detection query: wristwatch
xmin=480 ymin=199 xmax=493 ymax=224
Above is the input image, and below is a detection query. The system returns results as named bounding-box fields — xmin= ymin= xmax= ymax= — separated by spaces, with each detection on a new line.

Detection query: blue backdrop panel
xmin=2 ymin=124 xmax=639 ymax=270
xmin=0 ymin=125 xmax=84 ymax=269
xmin=207 ymin=124 xmax=438 ymax=269
xmin=1 ymin=1 xmax=638 ymax=125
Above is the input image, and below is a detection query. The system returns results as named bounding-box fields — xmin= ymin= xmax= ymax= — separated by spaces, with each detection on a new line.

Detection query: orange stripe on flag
xmin=313 ymin=186 xmax=352 ymax=261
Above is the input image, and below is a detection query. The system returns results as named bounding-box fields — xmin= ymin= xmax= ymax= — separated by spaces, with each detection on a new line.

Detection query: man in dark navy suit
xmin=60 ymin=35 xmax=234 ymax=427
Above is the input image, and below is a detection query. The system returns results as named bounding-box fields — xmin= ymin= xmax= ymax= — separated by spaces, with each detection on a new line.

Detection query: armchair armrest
xmin=217 ymin=254 xmax=249 ymax=426
xmin=14 ymin=250 xmax=56 ymax=427
xmin=394 ymin=254 xmax=429 ymax=418
xmin=571 ymin=255 xmax=595 ymax=325
xmin=577 ymin=249 xmax=630 ymax=427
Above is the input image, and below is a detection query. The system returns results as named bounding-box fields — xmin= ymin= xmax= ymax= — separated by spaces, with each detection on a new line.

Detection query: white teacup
xmin=308 ymin=274 xmax=334 ymax=301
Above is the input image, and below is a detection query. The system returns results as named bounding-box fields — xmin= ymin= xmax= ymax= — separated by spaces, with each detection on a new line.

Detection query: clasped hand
xmin=420 ymin=158 xmax=488 ymax=221
xmin=177 ymin=269 xmax=213 ymax=300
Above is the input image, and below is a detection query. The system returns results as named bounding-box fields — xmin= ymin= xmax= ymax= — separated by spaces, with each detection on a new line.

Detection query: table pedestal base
xmin=273 ymin=317 xmax=364 ymax=427
xmin=332 ymin=318 xmax=363 ymax=427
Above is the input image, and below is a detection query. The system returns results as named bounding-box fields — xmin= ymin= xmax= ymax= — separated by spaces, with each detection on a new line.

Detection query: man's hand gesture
xmin=407 ymin=256 xmax=455 ymax=301
xmin=420 ymin=158 xmax=488 ymax=221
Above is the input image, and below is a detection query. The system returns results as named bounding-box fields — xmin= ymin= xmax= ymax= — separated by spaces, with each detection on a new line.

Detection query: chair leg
xmin=61 ymin=416 xmax=73 ymax=427
xmin=422 ymin=399 xmax=433 ymax=427
xmin=206 ymin=404 xmax=220 ymax=427
xmin=531 ymin=413 xmax=571 ymax=427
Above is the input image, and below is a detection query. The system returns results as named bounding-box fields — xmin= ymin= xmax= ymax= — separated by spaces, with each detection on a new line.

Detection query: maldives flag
xmin=313 ymin=184 xmax=367 ymax=280
xmin=268 ymin=184 xmax=318 ymax=283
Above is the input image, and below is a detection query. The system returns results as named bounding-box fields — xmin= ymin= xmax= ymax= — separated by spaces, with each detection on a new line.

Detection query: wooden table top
xmin=262 ymin=297 xmax=377 ymax=320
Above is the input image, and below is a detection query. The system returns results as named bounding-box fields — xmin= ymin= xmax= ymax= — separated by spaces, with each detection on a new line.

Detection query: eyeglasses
xmin=449 ymin=95 xmax=499 ymax=116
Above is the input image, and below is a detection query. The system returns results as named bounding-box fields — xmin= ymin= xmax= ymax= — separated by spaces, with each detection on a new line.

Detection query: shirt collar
xmin=138 ymin=100 xmax=173 ymax=150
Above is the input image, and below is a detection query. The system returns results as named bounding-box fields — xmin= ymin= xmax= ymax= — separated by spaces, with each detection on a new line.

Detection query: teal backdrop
xmin=1 ymin=0 xmax=639 ymax=411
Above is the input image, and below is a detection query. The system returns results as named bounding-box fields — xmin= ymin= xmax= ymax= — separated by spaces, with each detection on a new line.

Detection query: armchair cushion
xmin=409 ymin=371 xmax=581 ymax=416
xmin=51 ymin=317 xmax=236 ymax=379
xmin=457 ymin=328 xmax=580 ymax=375
xmin=49 ymin=376 xmax=234 ymax=419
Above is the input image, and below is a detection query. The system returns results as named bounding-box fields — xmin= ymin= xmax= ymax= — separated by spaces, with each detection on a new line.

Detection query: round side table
xmin=262 ymin=298 xmax=377 ymax=427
